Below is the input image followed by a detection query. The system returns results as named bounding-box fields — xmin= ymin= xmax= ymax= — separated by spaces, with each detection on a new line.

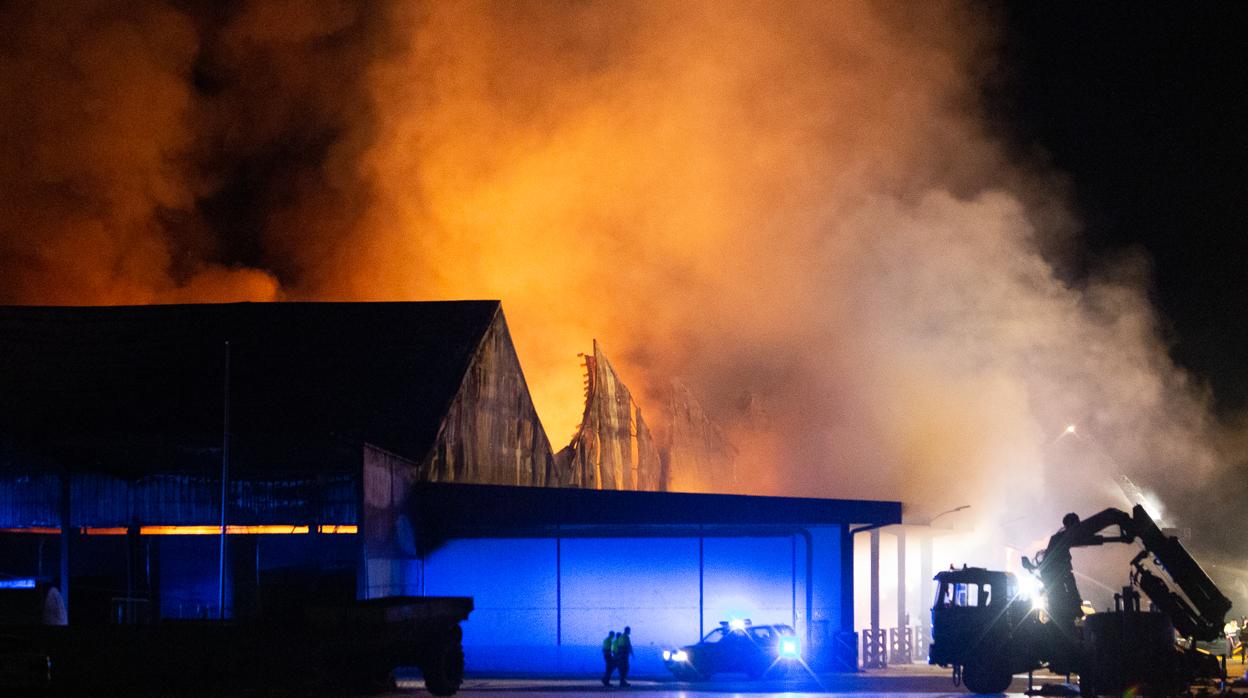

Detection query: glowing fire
xmin=0 ymin=2 xmax=1236 ymax=532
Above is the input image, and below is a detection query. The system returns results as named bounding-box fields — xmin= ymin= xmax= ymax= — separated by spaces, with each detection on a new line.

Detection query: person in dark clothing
xmin=601 ymin=630 xmax=616 ymax=686
xmin=614 ymin=626 xmax=635 ymax=687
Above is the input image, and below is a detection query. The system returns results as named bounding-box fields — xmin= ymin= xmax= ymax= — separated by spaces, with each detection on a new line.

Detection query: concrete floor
xmin=394 ymin=663 xmax=1058 ymax=697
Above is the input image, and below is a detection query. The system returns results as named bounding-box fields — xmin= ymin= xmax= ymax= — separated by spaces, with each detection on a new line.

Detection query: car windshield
xmin=700 ymin=628 xmax=726 ymax=644
xmin=748 ymin=627 xmax=773 ymax=641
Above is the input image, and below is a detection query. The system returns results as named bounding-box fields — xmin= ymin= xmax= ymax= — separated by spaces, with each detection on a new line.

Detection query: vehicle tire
xmin=1078 ymin=673 xmax=1097 ymax=698
xmin=671 ymin=666 xmax=700 ymax=681
xmin=351 ymin=668 xmax=396 ymax=695
xmin=687 ymin=664 xmax=712 ymax=682
xmin=421 ymin=634 xmax=465 ymax=697
xmin=962 ymin=658 xmax=1012 ymax=694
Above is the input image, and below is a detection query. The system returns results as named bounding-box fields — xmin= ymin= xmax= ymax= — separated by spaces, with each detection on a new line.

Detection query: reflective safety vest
xmin=603 ymin=635 xmax=614 ymax=652
xmin=616 ymin=633 xmax=631 ymax=656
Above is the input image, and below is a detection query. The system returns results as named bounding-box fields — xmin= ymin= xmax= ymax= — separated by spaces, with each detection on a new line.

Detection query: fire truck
xmin=929 ymin=505 xmax=1230 ymax=696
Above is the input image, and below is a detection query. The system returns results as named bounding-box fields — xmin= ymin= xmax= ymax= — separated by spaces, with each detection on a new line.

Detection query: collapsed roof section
xmin=661 ymin=380 xmax=738 ymax=493
xmin=553 ymin=342 xmax=743 ymax=493
xmin=555 ymin=340 xmax=664 ymax=490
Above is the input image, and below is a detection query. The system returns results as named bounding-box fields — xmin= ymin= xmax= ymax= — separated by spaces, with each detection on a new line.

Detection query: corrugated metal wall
xmin=555 ymin=340 xmax=664 ymax=490
xmin=423 ymin=310 xmax=556 ymax=486
xmin=0 ymin=473 xmax=356 ymax=527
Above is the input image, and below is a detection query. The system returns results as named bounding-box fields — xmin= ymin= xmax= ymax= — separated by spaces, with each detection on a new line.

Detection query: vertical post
xmin=862 ymin=527 xmax=887 ymax=668
xmin=254 ymin=535 xmax=261 ymax=618
xmin=896 ymin=528 xmax=908 ymax=664
xmin=791 ymin=535 xmax=797 ymax=629
xmin=556 ymin=537 xmax=562 ymax=646
xmin=870 ymin=528 xmax=880 ymax=636
xmin=218 ymin=341 xmax=230 ymax=620
xmin=59 ymin=471 xmax=71 ymax=617
xmin=920 ymin=533 xmax=934 ymax=657
xmin=698 ymin=535 xmax=704 ymax=639
xmin=839 ymin=526 xmax=854 ymax=633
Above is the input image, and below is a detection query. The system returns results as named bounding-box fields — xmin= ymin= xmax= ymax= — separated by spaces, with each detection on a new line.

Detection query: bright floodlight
xmin=728 ymin=618 xmax=747 ymax=632
xmin=662 ymin=650 xmax=672 ymax=661
xmin=779 ymin=638 xmax=800 ymax=658
xmin=1065 ymin=424 xmax=1077 ymax=434
xmin=1032 ymin=595 xmax=1048 ymax=613
xmin=1017 ymin=572 xmax=1044 ymax=601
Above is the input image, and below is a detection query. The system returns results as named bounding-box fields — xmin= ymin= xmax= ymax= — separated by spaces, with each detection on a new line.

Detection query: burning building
xmin=0 ymin=301 xmax=899 ymax=675
xmin=555 ymin=340 xmax=664 ymax=490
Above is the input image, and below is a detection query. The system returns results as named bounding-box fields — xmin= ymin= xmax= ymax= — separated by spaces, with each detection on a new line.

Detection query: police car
xmin=661 ymin=620 xmax=801 ymax=680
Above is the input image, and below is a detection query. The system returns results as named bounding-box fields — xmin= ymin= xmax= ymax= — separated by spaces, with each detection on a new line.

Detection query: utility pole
xmin=218 ymin=341 xmax=230 ymax=620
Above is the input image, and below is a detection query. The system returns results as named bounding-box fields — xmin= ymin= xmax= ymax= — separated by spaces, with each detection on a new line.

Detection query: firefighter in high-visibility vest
xmin=601 ymin=630 xmax=617 ymax=686
xmin=614 ymin=626 xmax=635 ymax=687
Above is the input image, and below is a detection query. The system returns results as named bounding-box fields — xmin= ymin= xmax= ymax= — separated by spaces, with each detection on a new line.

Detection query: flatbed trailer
xmin=2 ymin=595 xmax=472 ymax=695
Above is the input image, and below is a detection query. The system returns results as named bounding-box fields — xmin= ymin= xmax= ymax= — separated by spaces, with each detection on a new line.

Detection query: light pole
xmin=917 ymin=504 xmax=969 ymax=659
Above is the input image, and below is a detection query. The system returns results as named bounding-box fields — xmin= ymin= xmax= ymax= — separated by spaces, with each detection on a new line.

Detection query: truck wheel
xmin=421 ymin=639 xmax=465 ymax=697
xmin=351 ymin=668 xmax=396 ymax=695
xmin=962 ymin=659 xmax=1012 ymax=694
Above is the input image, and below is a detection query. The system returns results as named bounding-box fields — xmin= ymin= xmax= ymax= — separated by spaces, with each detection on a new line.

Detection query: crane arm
xmin=1126 ymin=505 xmax=1230 ymax=641
xmin=1023 ymin=504 xmax=1230 ymax=642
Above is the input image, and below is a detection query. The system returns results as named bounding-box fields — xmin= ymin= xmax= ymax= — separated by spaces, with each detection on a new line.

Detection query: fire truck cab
xmin=929 ymin=505 xmax=1229 ymax=696
xmin=929 ymin=567 xmax=1047 ymax=693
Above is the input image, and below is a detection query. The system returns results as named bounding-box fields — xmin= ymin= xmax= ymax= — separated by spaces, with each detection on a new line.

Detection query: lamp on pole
xmin=929 ymin=504 xmax=970 ymax=527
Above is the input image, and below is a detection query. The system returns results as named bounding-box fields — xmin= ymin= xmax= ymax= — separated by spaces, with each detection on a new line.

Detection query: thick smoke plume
xmin=2 ymin=1 xmax=1243 ymax=574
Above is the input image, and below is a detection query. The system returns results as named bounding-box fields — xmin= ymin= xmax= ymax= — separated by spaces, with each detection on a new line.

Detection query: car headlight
xmin=672 ymin=650 xmax=689 ymax=662
xmin=662 ymin=650 xmax=671 ymax=661
xmin=779 ymin=638 xmax=800 ymax=658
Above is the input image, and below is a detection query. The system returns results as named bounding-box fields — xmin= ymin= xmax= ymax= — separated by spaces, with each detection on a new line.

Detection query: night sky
xmin=990 ymin=2 xmax=1248 ymax=414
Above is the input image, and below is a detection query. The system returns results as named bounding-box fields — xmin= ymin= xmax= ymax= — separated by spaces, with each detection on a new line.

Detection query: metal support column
xmin=871 ymin=529 xmax=880 ymax=633
xmin=891 ymin=529 xmax=912 ymax=664
xmin=919 ymin=533 xmax=934 ymax=658
xmin=897 ymin=529 xmax=906 ymax=630
xmin=862 ymin=528 xmax=887 ymax=668
xmin=59 ymin=472 xmax=71 ymax=617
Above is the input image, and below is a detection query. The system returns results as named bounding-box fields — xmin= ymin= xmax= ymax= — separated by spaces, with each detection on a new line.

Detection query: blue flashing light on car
xmin=663 ymin=621 xmax=799 ymax=680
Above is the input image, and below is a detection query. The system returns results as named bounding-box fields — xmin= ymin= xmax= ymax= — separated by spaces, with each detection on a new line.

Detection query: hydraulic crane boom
xmin=1024 ymin=504 xmax=1230 ymax=641
xmin=1128 ymin=505 xmax=1230 ymax=640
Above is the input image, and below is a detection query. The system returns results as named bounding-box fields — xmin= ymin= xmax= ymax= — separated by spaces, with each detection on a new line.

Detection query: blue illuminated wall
xmin=420 ymin=527 xmax=845 ymax=676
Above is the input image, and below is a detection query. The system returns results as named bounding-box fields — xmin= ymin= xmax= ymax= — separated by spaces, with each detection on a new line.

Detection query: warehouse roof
xmin=411 ymin=482 xmax=901 ymax=541
xmin=0 ymin=302 xmax=500 ymax=476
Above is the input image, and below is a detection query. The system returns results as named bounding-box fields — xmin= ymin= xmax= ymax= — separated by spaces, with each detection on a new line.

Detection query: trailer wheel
xmin=351 ymin=668 xmax=396 ymax=695
xmin=421 ymin=636 xmax=465 ymax=697
xmin=962 ymin=658 xmax=1012 ymax=694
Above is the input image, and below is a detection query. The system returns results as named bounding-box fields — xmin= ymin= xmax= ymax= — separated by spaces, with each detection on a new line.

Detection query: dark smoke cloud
xmin=1 ymin=1 xmax=1243 ymax=589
